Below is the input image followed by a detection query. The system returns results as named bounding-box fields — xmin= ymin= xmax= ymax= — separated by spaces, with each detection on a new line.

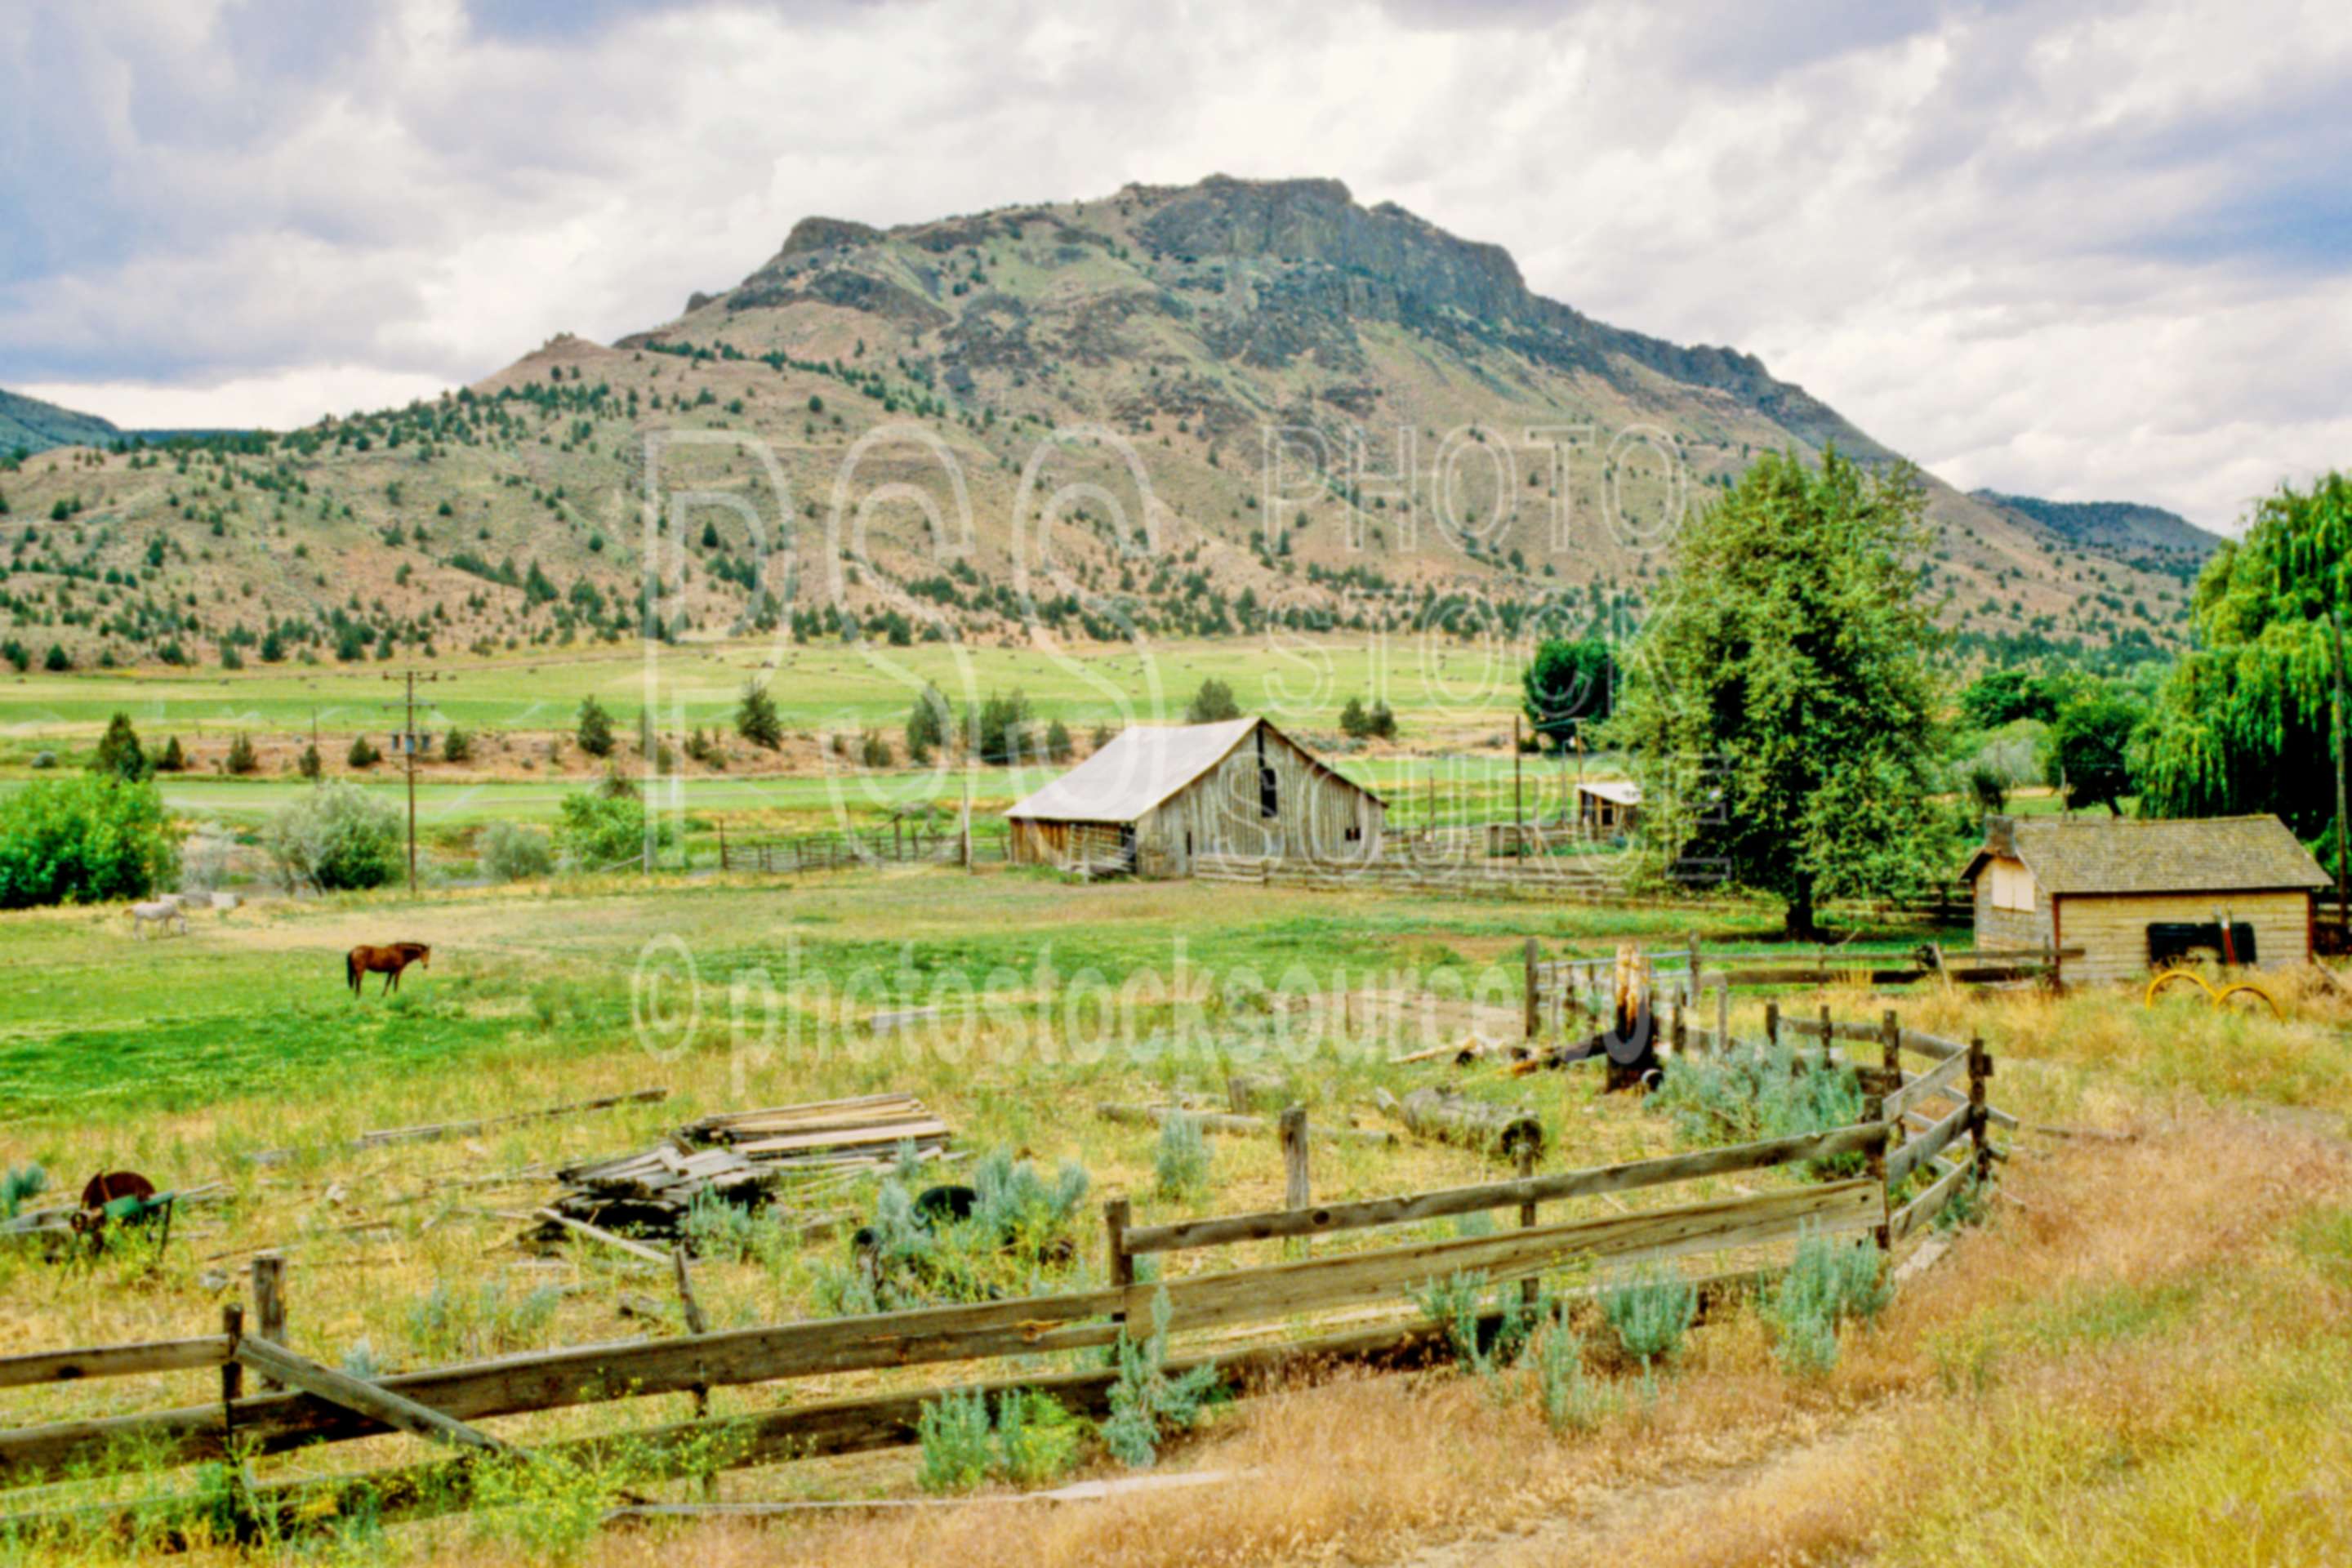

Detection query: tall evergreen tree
xmin=91 ymin=712 xmax=148 ymax=782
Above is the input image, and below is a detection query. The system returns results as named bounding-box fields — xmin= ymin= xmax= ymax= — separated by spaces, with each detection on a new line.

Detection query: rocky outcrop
xmin=780 ymin=216 xmax=882 ymax=257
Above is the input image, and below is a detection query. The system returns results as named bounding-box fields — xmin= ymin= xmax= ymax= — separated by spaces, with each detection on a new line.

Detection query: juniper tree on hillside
xmin=1609 ymin=447 xmax=1944 ymax=938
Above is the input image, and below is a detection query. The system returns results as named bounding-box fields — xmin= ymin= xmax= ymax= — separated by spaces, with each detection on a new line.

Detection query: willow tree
xmin=1610 ymin=448 xmax=1944 ymax=937
xmin=2138 ymin=471 xmax=2350 ymax=879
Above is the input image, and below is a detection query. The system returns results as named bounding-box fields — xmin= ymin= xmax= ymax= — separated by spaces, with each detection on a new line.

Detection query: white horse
xmin=127 ymin=900 xmax=189 ymax=939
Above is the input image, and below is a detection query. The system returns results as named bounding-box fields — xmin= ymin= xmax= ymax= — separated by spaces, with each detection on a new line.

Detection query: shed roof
xmin=1961 ymin=814 xmax=2328 ymax=897
xmin=1005 ymin=717 xmax=1379 ymax=825
xmin=1577 ymin=779 xmax=1642 ymax=806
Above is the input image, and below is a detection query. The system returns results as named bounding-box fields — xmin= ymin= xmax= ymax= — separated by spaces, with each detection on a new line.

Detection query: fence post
xmin=1880 ymin=1009 xmax=1904 ymax=1165
xmin=1818 ymin=1004 xmax=1833 ymax=1072
xmin=220 ymin=1302 xmax=243 ymax=1439
xmin=250 ymin=1253 xmax=286 ymax=1391
xmin=717 ymin=819 xmax=728 ymax=873
xmin=1968 ymin=1035 xmax=1993 ymax=1182
xmin=1764 ymin=999 xmax=1779 ymax=1051
xmin=1522 ymin=938 xmax=1539 ymax=1041
xmin=1104 ymin=1197 xmax=1133 ymax=1326
xmin=1686 ymin=933 xmax=1701 ymax=1005
xmin=1714 ymin=978 xmax=1729 ymax=1057
xmin=1515 ymin=1141 xmax=1539 ymax=1308
xmin=1860 ymin=1079 xmax=1891 ymax=1256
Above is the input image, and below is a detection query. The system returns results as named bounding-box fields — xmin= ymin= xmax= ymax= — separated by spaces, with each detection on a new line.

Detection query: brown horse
xmin=348 ymin=942 xmax=430 ymax=997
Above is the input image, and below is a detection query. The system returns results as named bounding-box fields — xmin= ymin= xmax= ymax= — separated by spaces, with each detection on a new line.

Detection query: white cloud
xmin=4 ymin=0 xmax=2347 ymax=532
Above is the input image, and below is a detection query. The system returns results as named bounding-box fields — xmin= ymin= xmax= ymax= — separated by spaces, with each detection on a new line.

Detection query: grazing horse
xmin=127 ymin=900 xmax=189 ymax=939
xmin=348 ymin=942 xmax=430 ymax=997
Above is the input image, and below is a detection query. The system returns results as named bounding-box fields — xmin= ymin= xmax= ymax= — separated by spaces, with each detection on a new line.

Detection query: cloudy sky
xmin=4 ymin=0 xmax=2347 ymax=532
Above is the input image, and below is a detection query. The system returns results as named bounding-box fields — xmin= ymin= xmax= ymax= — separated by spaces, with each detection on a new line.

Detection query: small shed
xmin=1005 ymin=716 xmax=1385 ymax=877
xmin=1576 ymin=779 xmax=1642 ymax=837
xmin=1960 ymin=814 xmax=2328 ymax=984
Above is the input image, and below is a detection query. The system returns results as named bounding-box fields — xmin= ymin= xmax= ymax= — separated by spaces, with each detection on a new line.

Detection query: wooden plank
xmin=535 ymin=1209 xmax=670 ymax=1265
xmin=729 ymin=1119 xmax=950 ymax=1156
xmin=1887 ymin=1102 xmax=1974 ymax=1188
xmin=1123 ymin=1122 xmax=1891 ymax=1254
xmin=1884 ymin=1050 xmax=1970 ymax=1122
xmin=231 ymin=1339 xmax=517 ymax=1457
xmin=1890 ymin=1158 xmax=1973 ymax=1242
xmin=0 ymin=1337 xmax=230 ymax=1390
xmin=354 ymin=1089 xmax=670 ymax=1148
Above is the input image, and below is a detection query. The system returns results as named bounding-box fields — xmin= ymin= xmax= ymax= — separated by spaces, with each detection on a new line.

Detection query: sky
xmin=3 ymin=0 xmax=2348 ymax=533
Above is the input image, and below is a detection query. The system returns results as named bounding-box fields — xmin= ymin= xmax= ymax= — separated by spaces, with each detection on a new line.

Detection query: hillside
xmin=1970 ymin=488 xmax=2222 ymax=566
xmin=0 ymin=389 xmax=118 ymax=458
xmin=0 ymin=176 xmax=2197 ymax=674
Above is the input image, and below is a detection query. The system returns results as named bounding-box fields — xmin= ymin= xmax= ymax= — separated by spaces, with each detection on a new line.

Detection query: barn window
xmin=1344 ymin=824 xmax=1362 ymax=841
xmin=1989 ymin=858 xmax=2035 ymax=913
xmin=1259 ymin=765 xmax=1278 ymax=819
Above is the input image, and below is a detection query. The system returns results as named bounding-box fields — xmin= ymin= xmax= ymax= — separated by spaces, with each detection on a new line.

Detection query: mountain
xmin=0 ymin=389 xmax=118 ymax=456
xmin=1970 ymin=489 xmax=2221 ymax=564
xmin=0 ymin=176 xmax=2197 ymax=672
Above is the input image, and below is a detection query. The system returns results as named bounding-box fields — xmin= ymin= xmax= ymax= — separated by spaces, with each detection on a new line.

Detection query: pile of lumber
xmin=541 ymin=1094 xmax=950 ymax=1242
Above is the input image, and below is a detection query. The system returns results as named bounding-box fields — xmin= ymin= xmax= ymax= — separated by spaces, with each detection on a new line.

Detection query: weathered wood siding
xmin=1140 ymin=725 xmax=1383 ymax=875
xmin=1971 ymin=854 xmax=2055 ymax=953
xmin=1009 ymin=819 xmax=1126 ymax=868
xmin=2051 ymin=889 xmax=2312 ymax=984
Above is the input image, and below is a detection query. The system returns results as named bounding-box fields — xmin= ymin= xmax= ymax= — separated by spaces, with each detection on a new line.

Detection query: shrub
xmin=1601 ymin=1262 xmax=1697 ymax=1375
xmin=154 ymin=736 xmax=186 ymax=773
xmin=736 ymin=679 xmax=782 ymax=748
xmin=1154 ymin=1111 xmax=1211 ymax=1199
xmin=0 ymin=775 xmax=180 ymax=908
xmin=1185 ymin=677 xmax=1241 ymax=724
xmin=1411 ymin=1269 xmax=1538 ymax=1382
xmin=347 ymin=734 xmax=382 ymax=769
xmin=265 ymin=780 xmax=402 ymax=891
xmin=1966 ymin=763 xmax=2008 ymax=816
xmin=29 ymin=750 xmax=56 ymax=770
xmin=224 ymin=733 xmax=258 ymax=775
xmin=554 ymin=788 xmax=670 ymax=869
xmin=1044 ymin=718 xmax=1073 ymax=762
xmin=296 ymin=741 xmax=322 ymax=780
xmin=906 ymin=684 xmax=951 ymax=764
xmin=858 ymin=729 xmax=893 ymax=768
xmin=43 ymin=644 xmax=70 ymax=672
xmin=406 ymin=1277 xmax=561 ymax=1363
xmin=1650 ymin=1040 xmax=1864 ymax=1171
xmin=2 ymin=1164 xmax=48 ymax=1221
xmin=575 ymin=697 xmax=616 ymax=758
xmin=916 ymin=1388 xmax=1083 ymax=1494
xmin=441 ymin=727 xmax=473 ymax=763
xmin=482 ymin=821 xmax=555 ymax=882
xmin=1101 ymin=1289 xmax=1224 ymax=1468
xmin=1 ymin=639 xmax=27 ymax=673
xmin=972 ymin=690 xmax=1034 ymax=765
xmin=91 ymin=712 xmax=148 ymax=782
xmin=1764 ymin=1228 xmax=1891 ymax=1378
xmin=1535 ymin=1321 xmax=1611 ymax=1432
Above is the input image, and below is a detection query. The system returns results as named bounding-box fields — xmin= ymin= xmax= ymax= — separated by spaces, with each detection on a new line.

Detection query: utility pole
xmin=1512 ymin=715 xmax=1524 ymax=853
xmin=2332 ymin=600 xmax=2350 ymax=937
xmin=382 ymin=670 xmax=439 ymax=898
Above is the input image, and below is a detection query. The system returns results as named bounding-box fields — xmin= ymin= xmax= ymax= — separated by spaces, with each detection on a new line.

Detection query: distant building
xmin=1575 ymin=779 xmax=1642 ymax=838
xmin=1960 ymin=814 xmax=2328 ymax=985
xmin=1005 ymin=716 xmax=1386 ymax=877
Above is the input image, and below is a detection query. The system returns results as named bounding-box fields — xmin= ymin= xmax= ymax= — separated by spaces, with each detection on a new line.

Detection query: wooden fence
xmin=1522 ymin=937 xmax=2073 ymax=1040
xmin=1197 ymin=853 xmax=1624 ymax=902
xmin=0 ymin=1022 xmax=2000 ymax=1545
xmin=716 ymin=820 xmax=1009 ymax=875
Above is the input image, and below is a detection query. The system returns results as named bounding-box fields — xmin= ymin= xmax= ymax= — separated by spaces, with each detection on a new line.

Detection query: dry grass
xmin=278 ymin=1110 xmax=2347 ymax=1568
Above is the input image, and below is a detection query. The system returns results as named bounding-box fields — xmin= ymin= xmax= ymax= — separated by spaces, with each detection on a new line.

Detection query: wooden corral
xmin=1006 ymin=717 xmax=1385 ymax=877
xmin=1962 ymin=814 xmax=2328 ymax=984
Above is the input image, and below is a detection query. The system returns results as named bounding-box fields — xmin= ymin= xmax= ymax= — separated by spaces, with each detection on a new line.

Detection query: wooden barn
xmin=1961 ymin=814 xmax=2328 ymax=985
xmin=1005 ymin=716 xmax=1385 ymax=877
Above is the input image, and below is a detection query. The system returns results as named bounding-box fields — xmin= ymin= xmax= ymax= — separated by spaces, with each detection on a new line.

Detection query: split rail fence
xmin=1197 ymin=853 xmax=1624 ymax=902
xmin=1522 ymin=937 xmax=2075 ymax=1040
xmin=0 ymin=1018 xmax=2000 ymax=1547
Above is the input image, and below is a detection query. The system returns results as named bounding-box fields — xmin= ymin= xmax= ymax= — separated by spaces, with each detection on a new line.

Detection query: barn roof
xmin=1004 ymin=717 xmax=1379 ymax=825
xmin=1577 ymin=779 xmax=1642 ymax=806
xmin=1961 ymin=814 xmax=2328 ymax=897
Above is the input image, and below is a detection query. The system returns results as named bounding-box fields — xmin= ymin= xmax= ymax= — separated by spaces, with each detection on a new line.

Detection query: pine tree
xmin=225 ymin=733 xmax=259 ymax=775
xmin=576 ymin=696 xmax=617 ymax=758
xmin=91 ymin=713 xmax=147 ymax=782
xmin=737 ymin=679 xmax=783 ymax=749
xmin=156 ymin=736 xmax=186 ymax=773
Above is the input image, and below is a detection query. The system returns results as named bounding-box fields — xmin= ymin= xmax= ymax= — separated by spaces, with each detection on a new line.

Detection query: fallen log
xmin=1094 ymin=1105 xmax=1394 ymax=1145
xmin=1375 ymin=1087 xmax=1544 ymax=1160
